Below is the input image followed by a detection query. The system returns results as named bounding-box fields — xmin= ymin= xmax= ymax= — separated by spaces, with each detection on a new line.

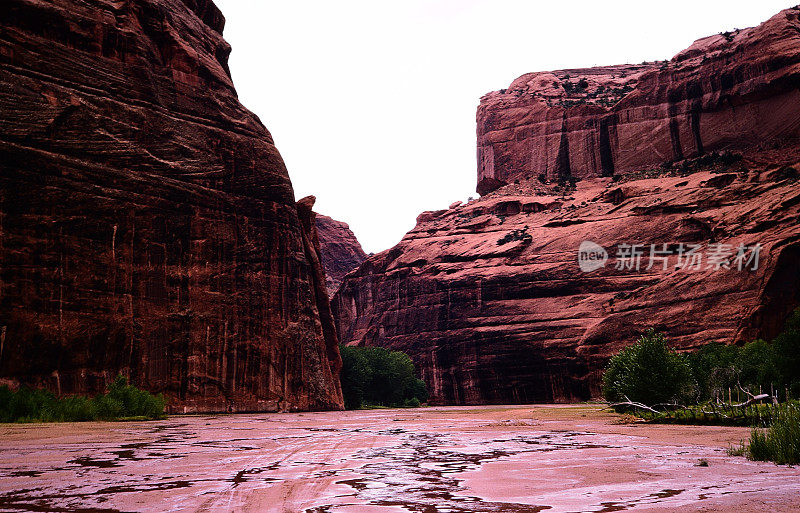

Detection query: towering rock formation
xmin=0 ymin=0 xmax=343 ymax=412
xmin=315 ymin=214 xmax=368 ymax=296
xmin=477 ymin=7 xmax=800 ymax=194
xmin=333 ymin=7 xmax=800 ymax=405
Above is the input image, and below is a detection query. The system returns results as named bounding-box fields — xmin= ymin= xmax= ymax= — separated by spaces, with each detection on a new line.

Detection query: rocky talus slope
xmin=334 ymin=7 xmax=800 ymax=405
xmin=0 ymin=0 xmax=342 ymax=412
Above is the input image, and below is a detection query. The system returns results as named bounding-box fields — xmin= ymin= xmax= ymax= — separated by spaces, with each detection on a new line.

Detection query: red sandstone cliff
xmin=334 ymin=162 xmax=800 ymax=404
xmin=334 ymin=7 xmax=800 ymax=405
xmin=0 ymin=0 xmax=343 ymax=412
xmin=477 ymin=7 xmax=800 ymax=194
xmin=315 ymin=214 xmax=368 ymax=296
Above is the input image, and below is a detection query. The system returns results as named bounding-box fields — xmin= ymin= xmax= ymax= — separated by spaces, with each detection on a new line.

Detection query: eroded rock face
xmin=477 ymin=7 xmax=800 ymax=195
xmin=334 ymin=7 xmax=800 ymax=405
xmin=0 ymin=0 xmax=343 ymax=412
xmin=315 ymin=214 xmax=368 ymax=296
xmin=333 ymin=165 xmax=800 ymax=404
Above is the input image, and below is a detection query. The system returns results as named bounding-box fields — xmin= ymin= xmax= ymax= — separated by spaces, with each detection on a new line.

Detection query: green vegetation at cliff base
xmin=0 ymin=375 xmax=166 ymax=423
xmin=340 ymin=345 xmax=428 ymax=410
xmin=602 ymin=308 xmax=800 ymax=465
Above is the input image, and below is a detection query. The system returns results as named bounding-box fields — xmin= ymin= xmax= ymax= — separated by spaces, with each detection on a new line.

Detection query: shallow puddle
xmin=0 ymin=406 xmax=797 ymax=512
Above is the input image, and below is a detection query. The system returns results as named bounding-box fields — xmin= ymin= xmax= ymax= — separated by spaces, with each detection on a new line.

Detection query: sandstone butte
xmin=315 ymin=214 xmax=367 ymax=297
xmin=0 ymin=0 xmax=344 ymax=412
xmin=333 ymin=7 xmax=800 ymax=405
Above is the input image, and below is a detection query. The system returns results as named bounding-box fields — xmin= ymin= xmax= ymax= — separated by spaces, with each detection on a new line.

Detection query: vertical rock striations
xmin=334 ymin=7 xmax=800 ymax=405
xmin=0 ymin=0 xmax=343 ymax=412
xmin=315 ymin=214 xmax=368 ymax=296
xmin=477 ymin=7 xmax=800 ymax=195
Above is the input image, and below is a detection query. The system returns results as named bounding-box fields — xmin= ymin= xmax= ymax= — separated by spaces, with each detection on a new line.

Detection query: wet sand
xmin=0 ymin=405 xmax=797 ymax=512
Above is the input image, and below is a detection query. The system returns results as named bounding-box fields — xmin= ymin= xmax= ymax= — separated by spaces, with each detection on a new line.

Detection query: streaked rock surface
xmin=315 ymin=214 xmax=367 ymax=297
xmin=477 ymin=7 xmax=800 ymax=194
xmin=333 ymin=7 xmax=800 ymax=405
xmin=0 ymin=0 xmax=342 ymax=412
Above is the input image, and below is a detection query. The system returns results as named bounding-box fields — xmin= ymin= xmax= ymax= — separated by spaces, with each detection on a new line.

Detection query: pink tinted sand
xmin=0 ymin=405 xmax=797 ymax=512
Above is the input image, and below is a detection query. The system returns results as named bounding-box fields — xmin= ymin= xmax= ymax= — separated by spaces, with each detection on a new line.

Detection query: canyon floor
xmin=0 ymin=405 xmax=798 ymax=513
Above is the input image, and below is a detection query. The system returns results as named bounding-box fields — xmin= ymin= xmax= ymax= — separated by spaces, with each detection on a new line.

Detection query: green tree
xmin=773 ymin=309 xmax=800 ymax=398
xmin=735 ymin=339 xmax=780 ymax=394
xmin=340 ymin=346 xmax=372 ymax=410
xmin=687 ymin=342 xmax=739 ymax=401
xmin=685 ymin=308 xmax=800 ymax=401
xmin=339 ymin=346 xmax=427 ymax=409
xmin=602 ymin=329 xmax=695 ymax=405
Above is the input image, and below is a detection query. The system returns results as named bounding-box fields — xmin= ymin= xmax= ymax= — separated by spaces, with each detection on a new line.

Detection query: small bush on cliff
xmin=602 ymin=329 xmax=695 ymax=406
xmin=0 ymin=375 xmax=166 ymax=423
xmin=340 ymin=346 xmax=427 ymax=409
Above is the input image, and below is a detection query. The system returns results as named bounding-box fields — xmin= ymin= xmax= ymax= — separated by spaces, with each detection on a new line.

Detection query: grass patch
xmin=634 ymin=402 xmax=792 ymax=427
xmin=633 ymin=402 xmax=798 ymax=465
xmin=0 ymin=376 xmax=166 ymax=423
xmin=746 ymin=402 xmax=800 ymax=465
xmin=727 ymin=442 xmax=747 ymax=457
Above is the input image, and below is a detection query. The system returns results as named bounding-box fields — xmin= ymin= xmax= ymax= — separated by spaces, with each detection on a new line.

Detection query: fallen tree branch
xmin=602 ymin=397 xmax=662 ymax=414
xmin=651 ymin=403 xmax=687 ymax=411
xmin=729 ymin=394 xmax=774 ymax=408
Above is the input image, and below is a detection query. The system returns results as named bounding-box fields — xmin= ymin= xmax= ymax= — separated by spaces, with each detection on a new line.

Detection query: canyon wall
xmin=477 ymin=7 xmax=800 ymax=194
xmin=334 ymin=7 xmax=800 ymax=405
xmin=315 ymin=214 xmax=368 ymax=297
xmin=0 ymin=0 xmax=343 ymax=412
xmin=334 ymin=164 xmax=800 ymax=404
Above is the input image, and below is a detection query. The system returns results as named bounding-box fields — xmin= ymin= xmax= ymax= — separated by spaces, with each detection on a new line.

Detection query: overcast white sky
xmin=215 ymin=0 xmax=794 ymax=253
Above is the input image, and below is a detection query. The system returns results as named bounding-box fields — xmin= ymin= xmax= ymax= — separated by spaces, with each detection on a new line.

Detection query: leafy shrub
xmin=602 ymin=329 xmax=695 ymax=406
xmin=748 ymin=427 xmax=771 ymax=461
xmin=0 ymin=375 xmax=165 ymax=423
xmin=340 ymin=346 xmax=427 ymax=409
xmin=0 ymin=387 xmax=57 ymax=422
xmin=94 ymin=376 xmax=166 ymax=420
xmin=497 ymin=228 xmax=532 ymax=246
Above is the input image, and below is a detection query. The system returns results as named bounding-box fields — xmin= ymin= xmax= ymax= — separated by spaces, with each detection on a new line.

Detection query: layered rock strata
xmin=0 ymin=0 xmax=343 ymax=412
xmin=477 ymin=7 xmax=800 ymax=195
xmin=334 ymin=164 xmax=800 ymax=404
xmin=335 ymin=7 xmax=800 ymax=404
